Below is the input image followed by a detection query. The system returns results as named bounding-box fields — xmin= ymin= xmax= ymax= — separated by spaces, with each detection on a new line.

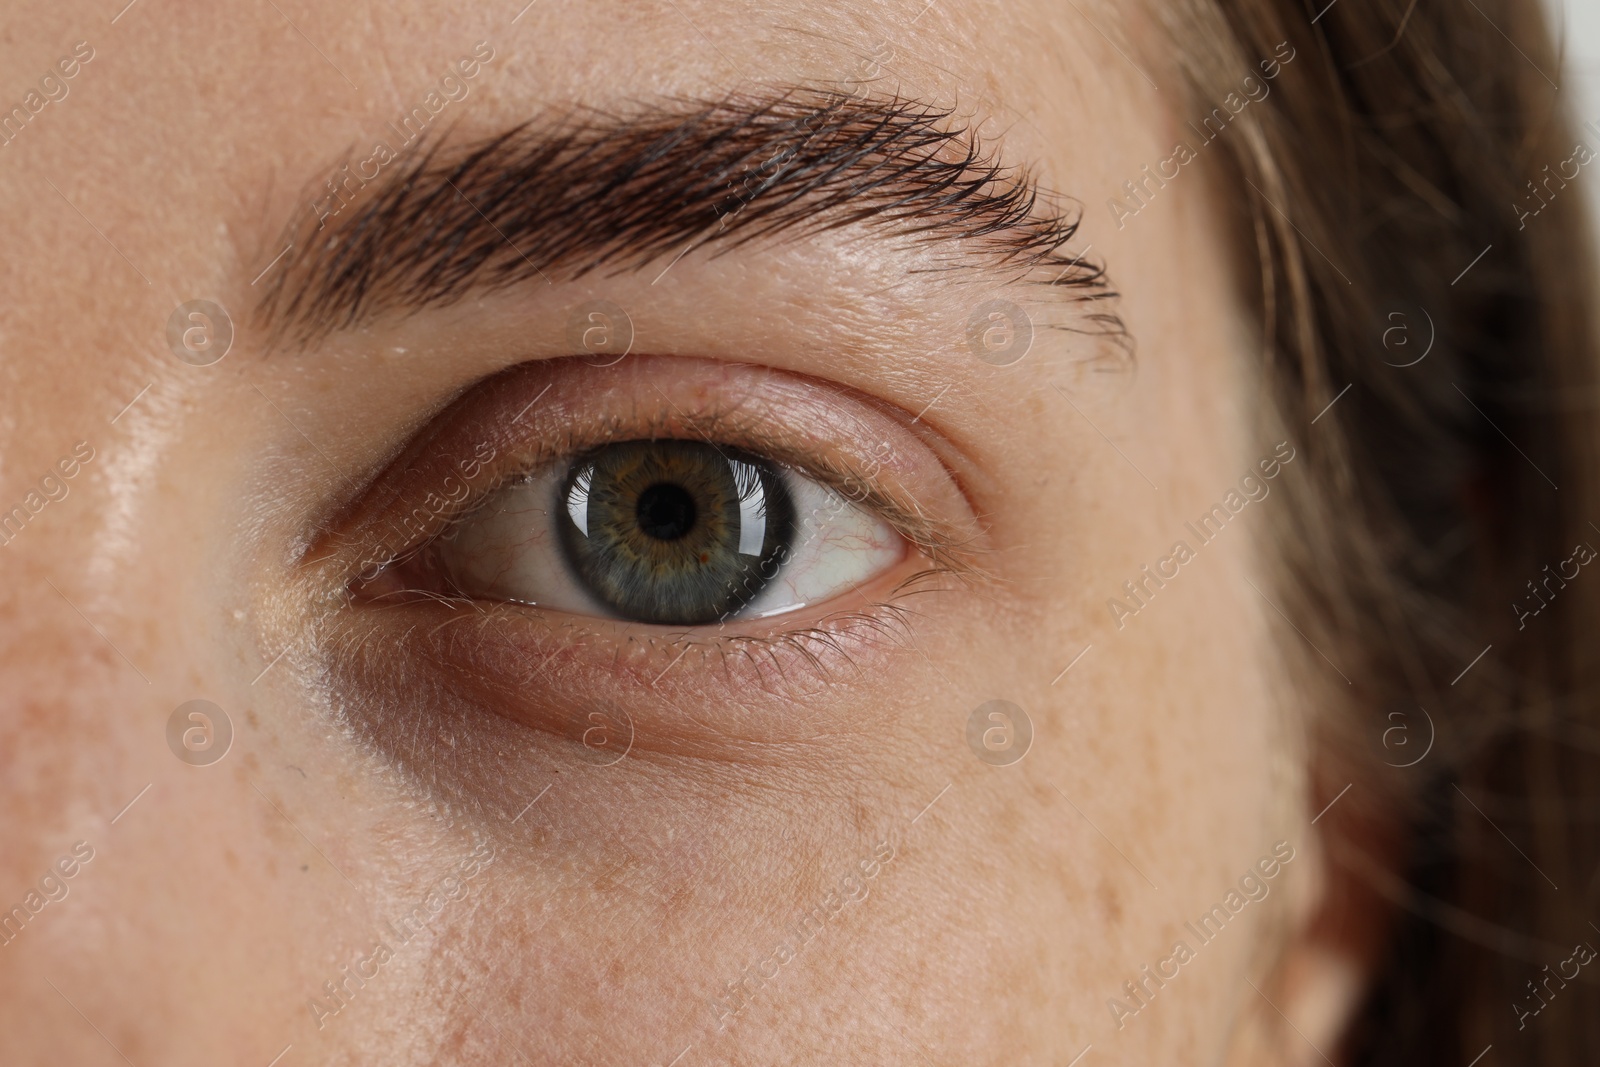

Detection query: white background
xmin=1550 ymin=0 xmax=1600 ymax=223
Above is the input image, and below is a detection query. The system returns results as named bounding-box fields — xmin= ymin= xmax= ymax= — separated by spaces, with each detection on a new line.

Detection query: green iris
xmin=557 ymin=440 xmax=796 ymax=624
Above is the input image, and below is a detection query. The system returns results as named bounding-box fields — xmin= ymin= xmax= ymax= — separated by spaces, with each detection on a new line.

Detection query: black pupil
xmin=635 ymin=483 xmax=696 ymax=541
xmin=557 ymin=440 xmax=795 ymax=625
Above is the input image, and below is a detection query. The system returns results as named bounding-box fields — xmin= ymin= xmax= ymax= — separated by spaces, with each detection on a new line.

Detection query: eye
xmin=319 ymin=356 xmax=983 ymax=764
xmin=433 ymin=438 xmax=904 ymax=625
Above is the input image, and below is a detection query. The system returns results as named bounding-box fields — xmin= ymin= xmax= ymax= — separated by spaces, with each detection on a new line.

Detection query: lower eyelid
xmin=324 ymin=576 xmax=941 ymax=763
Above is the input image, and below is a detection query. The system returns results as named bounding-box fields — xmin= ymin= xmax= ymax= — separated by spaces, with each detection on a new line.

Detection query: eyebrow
xmin=256 ymin=89 xmax=1122 ymax=344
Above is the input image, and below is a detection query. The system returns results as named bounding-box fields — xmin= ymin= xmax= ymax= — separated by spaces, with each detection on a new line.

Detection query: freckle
xmin=1099 ymin=876 xmax=1124 ymax=926
xmin=246 ymin=708 xmax=259 ymax=729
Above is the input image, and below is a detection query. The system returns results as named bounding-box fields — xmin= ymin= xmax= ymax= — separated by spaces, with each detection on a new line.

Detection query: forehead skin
xmin=0 ymin=1 xmax=1305 ymax=1066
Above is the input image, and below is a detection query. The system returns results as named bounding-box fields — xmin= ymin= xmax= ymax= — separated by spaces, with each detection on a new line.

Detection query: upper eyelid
xmin=316 ymin=363 xmax=990 ymax=587
xmin=438 ymin=417 xmax=979 ymax=578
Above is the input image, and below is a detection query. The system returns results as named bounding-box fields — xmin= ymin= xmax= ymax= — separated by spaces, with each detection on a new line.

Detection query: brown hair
xmin=1146 ymin=0 xmax=1600 ymax=1062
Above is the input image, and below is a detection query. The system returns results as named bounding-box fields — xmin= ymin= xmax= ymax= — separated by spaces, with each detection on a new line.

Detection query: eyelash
xmin=337 ymin=390 xmax=983 ymax=658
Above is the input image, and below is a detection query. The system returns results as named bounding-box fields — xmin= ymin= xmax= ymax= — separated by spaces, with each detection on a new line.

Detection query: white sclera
xmin=439 ymin=460 xmax=904 ymax=623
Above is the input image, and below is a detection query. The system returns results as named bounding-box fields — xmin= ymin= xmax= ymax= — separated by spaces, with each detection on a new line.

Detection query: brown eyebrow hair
xmin=255 ymin=89 xmax=1124 ymax=346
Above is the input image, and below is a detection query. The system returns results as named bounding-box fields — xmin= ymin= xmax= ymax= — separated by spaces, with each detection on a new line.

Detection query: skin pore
xmin=0 ymin=0 xmax=1362 ymax=1064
